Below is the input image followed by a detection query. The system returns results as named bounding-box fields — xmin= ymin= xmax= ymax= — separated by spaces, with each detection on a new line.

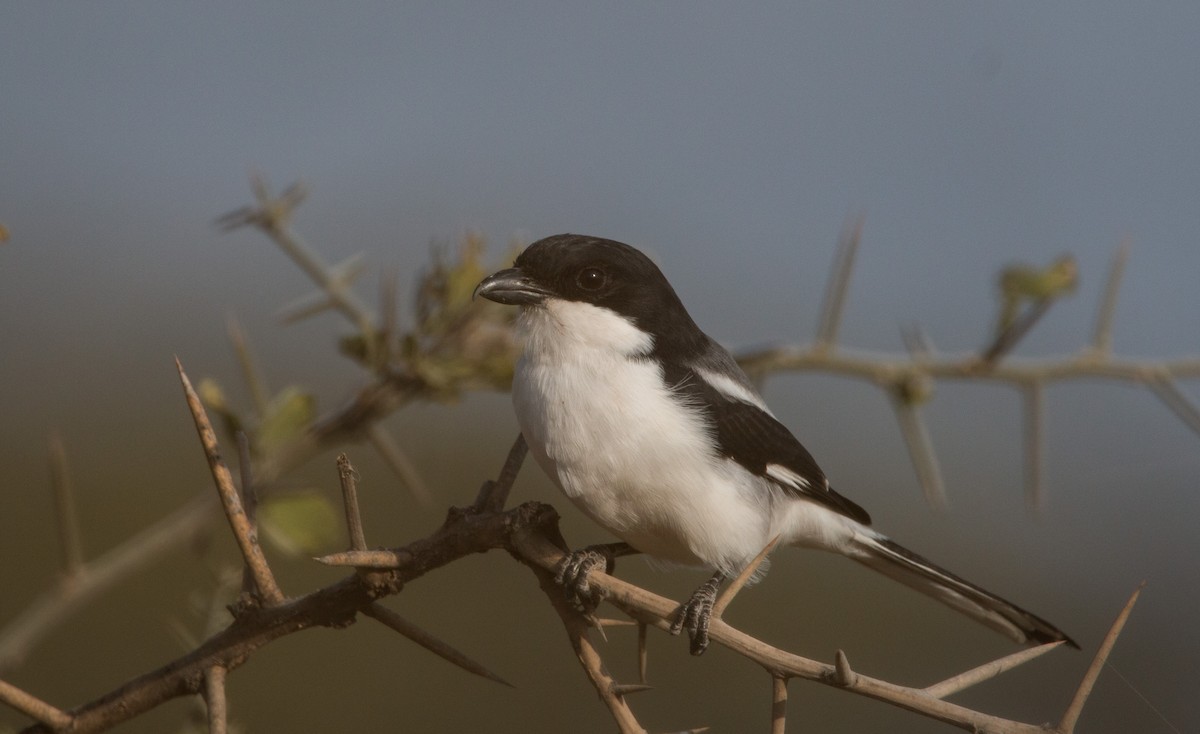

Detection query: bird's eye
xmin=576 ymin=266 xmax=607 ymax=291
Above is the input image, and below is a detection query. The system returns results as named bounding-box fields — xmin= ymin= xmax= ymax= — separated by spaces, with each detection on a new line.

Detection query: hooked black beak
xmin=473 ymin=267 xmax=551 ymax=306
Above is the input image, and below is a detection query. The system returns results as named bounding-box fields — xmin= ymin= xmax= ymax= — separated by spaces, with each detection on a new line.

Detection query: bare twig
xmin=203 ymin=665 xmax=228 ymax=734
xmin=336 ymin=453 xmax=368 ymax=551
xmin=315 ymin=549 xmax=412 ymax=568
xmin=218 ymin=176 xmax=376 ymax=340
xmin=923 ymin=641 xmax=1065 ymax=699
xmin=276 ymin=254 xmax=368 ymax=325
xmin=1147 ymin=375 xmax=1200 ymax=436
xmin=0 ymin=677 xmax=72 ymax=730
xmin=1090 ymin=239 xmax=1131 ymax=356
xmin=892 ymin=329 xmax=948 ymax=508
xmin=888 ymin=391 xmax=947 ymax=509
xmin=610 ymin=683 xmax=653 ymax=697
xmin=637 ymin=622 xmax=649 ymax=684
xmin=47 ymin=435 xmax=84 ymax=577
xmin=1058 ymin=583 xmax=1144 ymax=733
xmin=225 ymin=314 xmax=269 ymax=417
xmin=712 ymin=535 xmax=779 ymax=618
xmin=177 ymin=357 xmax=284 ymax=606
xmin=770 ymin=674 xmax=788 ymax=734
xmin=362 ymin=603 xmax=511 ymax=687
xmin=742 ymin=346 xmax=1200 ymax=386
xmin=365 ymin=423 xmax=432 ymax=507
xmin=473 ymin=433 xmax=528 ymax=512
xmin=737 ymin=346 xmax=1200 ymax=438
xmin=979 ymin=297 xmax=1056 ymax=365
xmin=534 ymin=562 xmax=648 ymax=734
xmin=814 ymin=215 xmax=863 ymax=352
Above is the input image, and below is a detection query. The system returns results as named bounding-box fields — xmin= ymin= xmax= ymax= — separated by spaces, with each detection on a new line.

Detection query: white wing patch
xmin=765 ymin=463 xmax=812 ymax=491
xmin=694 ymin=367 xmax=771 ymax=412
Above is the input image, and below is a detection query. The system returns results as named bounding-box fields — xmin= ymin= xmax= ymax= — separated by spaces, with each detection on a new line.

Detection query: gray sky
xmin=2 ymin=4 xmax=1198 ymax=733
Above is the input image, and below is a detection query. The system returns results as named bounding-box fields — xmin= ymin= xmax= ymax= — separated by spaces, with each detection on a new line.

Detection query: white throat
xmin=516 ymin=299 xmax=653 ymax=359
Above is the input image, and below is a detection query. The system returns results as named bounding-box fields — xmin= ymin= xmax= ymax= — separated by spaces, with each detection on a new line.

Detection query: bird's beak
xmin=473 ymin=267 xmax=551 ymax=306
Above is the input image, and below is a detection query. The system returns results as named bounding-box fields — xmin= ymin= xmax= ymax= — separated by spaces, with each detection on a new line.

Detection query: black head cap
xmin=475 ymin=234 xmax=710 ymax=356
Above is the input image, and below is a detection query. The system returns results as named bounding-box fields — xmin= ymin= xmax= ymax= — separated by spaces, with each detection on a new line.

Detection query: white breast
xmin=511 ymin=300 xmax=776 ymax=574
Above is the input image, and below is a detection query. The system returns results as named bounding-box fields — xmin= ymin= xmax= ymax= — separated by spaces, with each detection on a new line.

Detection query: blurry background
xmin=1 ymin=3 xmax=1198 ymax=732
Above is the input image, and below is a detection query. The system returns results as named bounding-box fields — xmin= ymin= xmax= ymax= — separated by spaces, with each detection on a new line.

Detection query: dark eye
xmin=576 ymin=266 xmax=607 ymax=291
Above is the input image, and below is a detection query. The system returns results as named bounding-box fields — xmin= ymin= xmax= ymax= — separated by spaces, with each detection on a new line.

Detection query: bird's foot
xmin=669 ymin=572 xmax=724 ymax=655
xmin=555 ymin=544 xmax=623 ymax=613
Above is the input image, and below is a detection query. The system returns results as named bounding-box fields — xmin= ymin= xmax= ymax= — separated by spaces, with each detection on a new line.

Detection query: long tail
xmin=852 ymin=532 xmax=1078 ymax=648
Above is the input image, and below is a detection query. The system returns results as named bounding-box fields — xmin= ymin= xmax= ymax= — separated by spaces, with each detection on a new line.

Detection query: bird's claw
xmin=669 ymin=574 xmax=722 ymax=655
xmin=555 ymin=546 xmax=616 ymax=613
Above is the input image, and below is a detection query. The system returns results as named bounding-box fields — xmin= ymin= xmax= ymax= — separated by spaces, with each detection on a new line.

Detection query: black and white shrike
xmin=475 ymin=234 xmax=1075 ymax=655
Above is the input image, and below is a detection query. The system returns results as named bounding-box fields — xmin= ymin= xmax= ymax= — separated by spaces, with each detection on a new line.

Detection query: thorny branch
xmin=0 ymin=421 xmax=1143 ymax=733
xmin=1 ymin=181 xmax=518 ymax=673
xmin=8 ymin=437 xmax=547 ymax=733
xmin=744 ymin=227 xmax=1200 ymax=511
xmin=0 ymin=495 xmax=217 ymax=674
xmin=503 ymin=531 xmax=1142 ymax=734
xmin=178 ymin=359 xmax=285 ymax=607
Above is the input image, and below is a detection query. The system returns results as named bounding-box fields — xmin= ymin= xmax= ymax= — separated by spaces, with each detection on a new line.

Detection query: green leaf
xmin=258 ymin=491 xmax=341 ymax=557
xmin=257 ymin=386 xmax=315 ymax=454
xmin=999 ymin=255 xmax=1078 ymax=301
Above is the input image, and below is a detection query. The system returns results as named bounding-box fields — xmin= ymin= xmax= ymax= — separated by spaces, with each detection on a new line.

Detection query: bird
xmin=474 ymin=233 xmax=1075 ymax=655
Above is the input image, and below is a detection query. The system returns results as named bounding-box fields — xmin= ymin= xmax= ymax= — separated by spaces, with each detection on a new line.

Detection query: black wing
xmin=663 ymin=359 xmax=871 ymax=526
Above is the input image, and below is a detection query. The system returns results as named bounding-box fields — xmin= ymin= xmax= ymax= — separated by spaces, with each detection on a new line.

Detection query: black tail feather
xmin=855 ymin=534 xmax=1078 ymax=649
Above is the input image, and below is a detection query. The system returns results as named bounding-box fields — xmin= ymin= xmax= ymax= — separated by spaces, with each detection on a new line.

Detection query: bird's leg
xmin=555 ymin=542 xmax=637 ymax=613
xmin=669 ymin=571 xmax=726 ymax=655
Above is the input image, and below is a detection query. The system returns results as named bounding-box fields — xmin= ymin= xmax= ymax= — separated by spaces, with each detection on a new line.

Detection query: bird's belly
xmin=513 ymin=352 xmax=772 ymax=573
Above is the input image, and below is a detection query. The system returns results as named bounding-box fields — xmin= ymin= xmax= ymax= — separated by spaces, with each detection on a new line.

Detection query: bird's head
xmin=473 ymin=234 xmax=685 ymax=318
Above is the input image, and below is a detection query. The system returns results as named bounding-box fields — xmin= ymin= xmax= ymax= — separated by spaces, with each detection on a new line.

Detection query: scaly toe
xmin=555 ymin=548 xmax=611 ymax=612
xmin=673 ymin=574 xmax=722 ymax=655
